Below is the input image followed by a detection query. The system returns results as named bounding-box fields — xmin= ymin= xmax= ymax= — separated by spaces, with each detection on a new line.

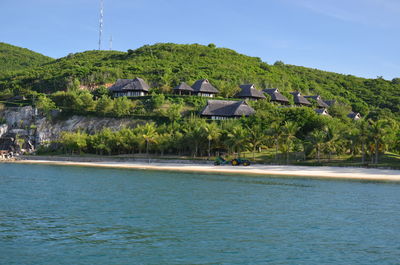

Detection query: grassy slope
xmin=0 ymin=43 xmax=399 ymax=114
xmin=0 ymin=42 xmax=53 ymax=76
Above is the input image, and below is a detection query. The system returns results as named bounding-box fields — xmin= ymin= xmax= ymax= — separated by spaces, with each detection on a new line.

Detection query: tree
xmin=183 ymin=115 xmax=206 ymax=157
xmin=78 ymin=92 xmax=96 ymax=113
xmin=267 ymin=122 xmax=283 ymax=162
xmin=357 ymin=120 xmax=370 ymax=164
xmin=204 ymin=122 xmax=221 ymax=159
xmin=166 ymin=103 xmax=183 ymax=122
xmin=60 ymin=131 xmax=87 ymax=154
xmin=138 ymin=123 xmax=158 ymax=162
xmin=369 ymin=119 xmax=390 ymax=164
xmin=226 ymin=125 xmax=248 ymax=158
xmin=281 ymin=121 xmax=299 ymax=164
xmin=246 ymin=124 xmax=266 ymax=161
xmin=35 ymin=95 xmax=57 ymax=115
xmin=112 ymin=97 xmax=133 ymax=117
xmin=307 ymin=130 xmax=326 ymax=163
xmin=95 ymin=95 xmax=114 ymax=116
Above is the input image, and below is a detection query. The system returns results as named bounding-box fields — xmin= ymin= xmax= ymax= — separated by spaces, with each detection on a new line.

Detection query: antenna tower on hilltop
xmin=98 ymin=0 xmax=104 ymax=50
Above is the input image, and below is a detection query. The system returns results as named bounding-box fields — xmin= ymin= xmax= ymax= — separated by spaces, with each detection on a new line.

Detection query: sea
xmin=1 ymin=163 xmax=399 ymax=265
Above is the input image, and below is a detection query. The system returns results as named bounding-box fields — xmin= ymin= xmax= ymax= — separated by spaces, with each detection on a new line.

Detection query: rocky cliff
xmin=0 ymin=106 xmax=147 ymax=152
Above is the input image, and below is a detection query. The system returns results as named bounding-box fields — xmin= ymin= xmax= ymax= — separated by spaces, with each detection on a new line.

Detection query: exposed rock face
xmin=3 ymin=106 xmax=36 ymax=127
xmin=0 ymin=124 xmax=8 ymax=138
xmin=35 ymin=115 xmax=146 ymax=144
xmin=0 ymin=107 xmax=148 ymax=150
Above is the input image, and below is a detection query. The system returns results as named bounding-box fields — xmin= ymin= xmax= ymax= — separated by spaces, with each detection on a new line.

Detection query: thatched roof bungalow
xmin=314 ymin=108 xmax=330 ymax=116
xmin=263 ymin=88 xmax=290 ymax=105
xmin=109 ymin=78 xmax=150 ymax=97
xmin=348 ymin=112 xmax=362 ymax=120
xmin=304 ymin=95 xmax=329 ymax=108
xmin=290 ymin=92 xmax=311 ymax=106
xmin=192 ymin=79 xmax=219 ymax=97
xmin=173 ymin=82 xmax=194 ymax=95
xmin=200 ymin=100 xmax=255 ymax=120
xmin=235 ymin=84 xmax=266 ymax=100
xmin=323 ymin=100 xmax=336 ymax=107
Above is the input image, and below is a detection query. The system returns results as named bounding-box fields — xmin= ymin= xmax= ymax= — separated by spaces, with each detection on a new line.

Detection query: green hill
xmin=0 ymin=42 xmax=53 ymax=76
xmin=0 ymin=42 xmax=399 ymax=114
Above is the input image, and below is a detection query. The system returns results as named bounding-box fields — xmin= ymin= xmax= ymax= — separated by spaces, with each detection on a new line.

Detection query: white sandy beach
xmin=9 ymin=159 xmax=400 ymax=182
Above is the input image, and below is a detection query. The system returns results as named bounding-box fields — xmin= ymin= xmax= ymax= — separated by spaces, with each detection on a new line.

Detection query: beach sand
xmin=9 ymin=158 xmax=400 ymax=182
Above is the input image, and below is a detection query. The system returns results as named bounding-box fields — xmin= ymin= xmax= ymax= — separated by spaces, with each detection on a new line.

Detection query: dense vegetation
xmin=0 ymin=42 xmax=53 ymax=77
xmin=44 ymin=103 xmax=399 ymax=167
xmin=1 ymin=43 xmax=399 ymax=116
xmin=0 ymin=42 xmax=399 ymax=166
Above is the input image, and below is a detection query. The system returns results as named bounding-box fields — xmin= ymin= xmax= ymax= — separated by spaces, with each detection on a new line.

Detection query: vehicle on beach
xmin=214 ymin=156 xmax=251 ymax=166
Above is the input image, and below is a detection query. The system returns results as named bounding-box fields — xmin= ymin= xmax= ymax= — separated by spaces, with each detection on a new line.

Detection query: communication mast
xmin=109 ymin=35 xmax=113 ymax=50
xmin=98 ymin=0 xmax=104 ymax=50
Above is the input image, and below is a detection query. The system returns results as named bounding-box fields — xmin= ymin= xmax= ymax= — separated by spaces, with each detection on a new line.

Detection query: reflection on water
xmin=0 ymin=163 xmax=400 ymax=265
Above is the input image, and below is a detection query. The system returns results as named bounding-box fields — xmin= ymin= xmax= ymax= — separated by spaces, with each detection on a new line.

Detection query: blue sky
xmin=1 ymin=0 xmax=399 ymax=79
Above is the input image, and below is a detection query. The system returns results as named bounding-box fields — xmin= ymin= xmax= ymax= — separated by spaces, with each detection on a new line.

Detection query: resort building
xmin=173 ymin=82 xmax=194 ymax=95
xmin=348 ymin=112 xmax=362 ymax=120
xmin=200 ymin=100 xmax=255 ymax=120
xmin=235 ymin=84 xmax=266 ymax=100
xmin=314 ymin=108 xmax=330 ymax=116
xmin=263 ymin=88 xmax=290 ymax=105
xmin=109 ymin=78 xmax=150 ymax=97
xmin=323 ymin=100 xmax=336 ymax=107
xmin=304 ymin=95 xmax=329 ymax=109
xmin=192 ymin=79 xmax=219 ymax=97
xmin=290 ymin=91 xmax=311 ymax=106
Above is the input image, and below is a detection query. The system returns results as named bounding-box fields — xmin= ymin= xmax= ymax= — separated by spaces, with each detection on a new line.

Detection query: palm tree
xmin=307 ymin=130 xmax=327 ymax=163
xmin=183 ymin=114 xmax=206 ymax=157
xmin=246 ymin=124 xmax=266 ymax=161
xmin=267 ymin=122 xmax=283 ymax=162
xmin=324 ymin=125 xmax=339 ymax=161
xmin=369 ymin=119 xmax=390 ymax=164
xmin=357 ymin=120 xmax=370 ymax=164
xmin=204 ymin=122 xmax=221 ymax=159
xmin=226 ymin=125 xmax=248 ymax=158
xmin=281 ymin=121 xmax=299 ymax=164
xmin=139 ymin=122 xmax=158 ymax=162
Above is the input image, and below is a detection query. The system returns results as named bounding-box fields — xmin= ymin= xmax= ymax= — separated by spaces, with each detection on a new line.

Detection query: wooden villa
xmin=192 ymin=79 xmax=219 ymax=97
xmin=200 ymin=100 xmax=255 ymax=120
xmin=348 ymin=112 xmax=362 ymax=120
xmin=173 ymin=82 xmax=194 ymax=95
xmin=290 ymin=92 xmax=311 ymax=106
xmin=314 ymin=108 xmax=330 ymax=116
xmin=263 ymin=88 xmax=290 ymax=105
xmin=235 ymin=84 xmax=266 ymax=100
xmin=304 ymin=95 xmax=329 ymax=109
xmin=109 ymin=78 xmax=150 ymax=98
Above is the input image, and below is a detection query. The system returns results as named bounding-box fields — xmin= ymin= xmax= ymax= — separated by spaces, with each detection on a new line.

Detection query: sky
xmin=1 ymin=0 xmax=399 ymax=80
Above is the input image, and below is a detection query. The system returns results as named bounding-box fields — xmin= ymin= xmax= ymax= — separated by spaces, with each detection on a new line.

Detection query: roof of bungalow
xmin=192 ymin=79 xmax=219 ymax=94
xmin=263 ymin=88 xmax=290 ymax=103
xmin=108 ymin=78 xmax=150 ymax=92
xmin=236 ymin=84 xmax=266 ymax=99
xmin=323 ymin=100 xmax=336 ymax=107
xmin=314 ymin=108 xmax=330 ymax=116
xmin=290 ymin=91 xmax=311 ymax=106
xmin=348 ymin=112 xmax=361 ymax=120
xmin=304 ymin=95 xmax=329 ymax=108
xmin=173 ymin=82 xmax=194 ymax=92
xmin=200 ymin=100 xmax=255 ymax=117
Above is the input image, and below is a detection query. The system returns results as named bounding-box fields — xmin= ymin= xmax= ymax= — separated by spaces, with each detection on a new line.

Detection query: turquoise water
xmin=1 ymin=164 xmax=400 ymax=265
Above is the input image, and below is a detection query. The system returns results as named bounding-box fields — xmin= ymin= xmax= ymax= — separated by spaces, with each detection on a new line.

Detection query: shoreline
xmin=6 ymin=158 xmax=400 ymax=182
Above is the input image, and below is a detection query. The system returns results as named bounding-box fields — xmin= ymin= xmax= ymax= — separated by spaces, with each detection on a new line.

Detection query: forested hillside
xmin=0 ymin=43 xmax=399 ymax=115
xmin=0 ymin=42 xmax=53 ymax=77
